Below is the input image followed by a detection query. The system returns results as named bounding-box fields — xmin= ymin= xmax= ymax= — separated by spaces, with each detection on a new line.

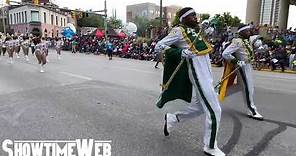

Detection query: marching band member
xmin=155 ymin=7 xmax=225 ymax=156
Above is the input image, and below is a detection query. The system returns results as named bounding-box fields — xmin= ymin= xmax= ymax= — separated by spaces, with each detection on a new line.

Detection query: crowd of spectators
xmin=62 ymin=35 xmax=156 ymax=61
xmin=209 ymin=25 xmax=296 ymax=71
xmin=60 ymin=25 xmax=296 ymax=72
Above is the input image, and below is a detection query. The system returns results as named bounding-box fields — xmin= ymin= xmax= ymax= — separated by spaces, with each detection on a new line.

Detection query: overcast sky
xmin=5 ymin=0 xmax=296 ymax=28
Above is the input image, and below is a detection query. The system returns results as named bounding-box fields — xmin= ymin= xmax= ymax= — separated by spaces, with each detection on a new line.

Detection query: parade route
xmin=0 ymin=50 xmax=296 ymax=156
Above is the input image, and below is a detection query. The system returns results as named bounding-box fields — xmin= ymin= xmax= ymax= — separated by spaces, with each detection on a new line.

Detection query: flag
xmin=156 ymin=47 xmax=192 ymax=109
xmin=218 ymin=62 xmax=237 ymax=102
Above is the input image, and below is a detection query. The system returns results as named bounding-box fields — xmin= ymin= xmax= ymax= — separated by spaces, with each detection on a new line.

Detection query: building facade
xmin=126 ymin=2 xmax=161 ymax=22
xmin=8 ymin=4 xmax=68 ymax=37
xmin=164 ymin=5 xmax=182 ymax=26
xmin=126 ymin=3 xmax=181 ymax=26
xmin=0 ymin=6 xmax=9 ymax=33
xmin=246 ymin=0 xmax=296 ymax=29
xmin=22 ymin=0 xmax=50 ymax=4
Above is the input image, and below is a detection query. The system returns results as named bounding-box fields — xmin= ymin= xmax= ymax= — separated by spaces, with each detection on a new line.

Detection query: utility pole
xmin=160 ymin=0 xmax=163 ymax=28
xmin=2 ymin=6 xmax=6 ymax=34
xmin=104 ymin=0 xmax=107 ymax=40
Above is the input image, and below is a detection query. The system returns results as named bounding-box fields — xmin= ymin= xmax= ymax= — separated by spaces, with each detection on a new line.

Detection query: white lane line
xmin=256 ymin=75 xmax=296 ymax=81
xmin=60 ymin=72 xmax=92 ymax=81
xmin=111 ymin=66 xmax=158 ymax=74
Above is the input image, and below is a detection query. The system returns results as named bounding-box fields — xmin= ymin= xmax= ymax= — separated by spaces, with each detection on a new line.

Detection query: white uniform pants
xmin=167 ymin=55 xmax=222 ymax=149
xmin=237 ymin=64 xmax=258 ymax=115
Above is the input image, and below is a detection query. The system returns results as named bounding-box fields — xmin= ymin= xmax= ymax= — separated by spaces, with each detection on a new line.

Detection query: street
xmin=0 ymin=50 xmax=296 ymax=156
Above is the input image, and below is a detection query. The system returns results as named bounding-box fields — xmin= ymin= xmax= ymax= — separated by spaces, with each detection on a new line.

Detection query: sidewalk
xmin=212 ymin=64 xmax=296 ymax=74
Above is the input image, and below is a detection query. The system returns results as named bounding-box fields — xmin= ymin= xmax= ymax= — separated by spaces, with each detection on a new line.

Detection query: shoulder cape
xmin=156 ymin=47 xmax=192 ymax=108
xmin=156 ymin=26 xmax=213 ymax=108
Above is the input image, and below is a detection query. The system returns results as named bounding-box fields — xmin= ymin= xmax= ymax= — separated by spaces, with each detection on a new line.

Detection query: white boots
xmin=163 ymin=113 xmax=179 ymax=136
xmin=40 ymin=64 xmax=45 ymax=73
xmin=16 ymin=53 xmax=20 ymax=59
xmin=8 ymin=57 xmax=13 ymax=64
xmin=25 ymin=55 xmax=29 ymax=62
xmin=204 ymin=146 xmax=226 ymax=156
xmin=248 ymin=111 xmax=264 ymax=120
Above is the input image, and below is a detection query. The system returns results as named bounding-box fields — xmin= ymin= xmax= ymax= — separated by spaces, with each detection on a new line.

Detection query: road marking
xmin=60 ymin=72 xmax=92 ymax=81
xmin=111 ymin=66 xmax=158 ymax=74
xmin=256 ymin=75 xmax=296 ymax=81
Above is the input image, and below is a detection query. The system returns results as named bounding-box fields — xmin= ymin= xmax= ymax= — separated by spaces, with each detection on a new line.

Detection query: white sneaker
xmin=204 ymin=146 xmax=225 ymax=156
xmin=8 ymin=58 xmax=13 ymax=64
xmin=248 ymin=111 xmax=264 ymax=121
xmin=25 ymin=56 xmax=29 ymax=62
xmin=163 ymin=113 xmax=179 ymax=136
xmin=16 ymin=54 xmax=20 ymax=59
xmin=40 ymin=65 xmax=45 ymax=73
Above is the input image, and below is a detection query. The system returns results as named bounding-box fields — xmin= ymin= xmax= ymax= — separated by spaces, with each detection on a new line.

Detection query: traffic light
xmin=71 ymin=11 xmax=77 ymax=19
xmin=33 ymin=0 xmax=40 ymax=5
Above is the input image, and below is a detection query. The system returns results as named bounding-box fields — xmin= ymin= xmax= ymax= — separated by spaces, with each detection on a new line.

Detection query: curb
xmin=259 ymin=69 xmax=296 ymax=74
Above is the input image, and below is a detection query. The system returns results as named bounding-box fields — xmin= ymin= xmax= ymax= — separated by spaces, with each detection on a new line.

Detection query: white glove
xmin=237 ymin=60 xmax=246 ymax=67
xmin=181 ymin=49 xmax=195 ymax=58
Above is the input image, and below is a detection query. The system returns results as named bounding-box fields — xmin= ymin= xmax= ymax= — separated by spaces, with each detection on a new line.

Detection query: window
xmin=16 ymin=13 xmax=19 ymax=24
xmin=60 ymin=17 xmax=62 ymax=26
xmin=19 ymin=12 xmax=21 ymax=23
xmin=51 ymin=14 xmax=54 ymax=24
xmin=10 ymin=14 xmax=12 ymax=24
xmin=168 ymin=12 xmax=172 ymax=19
xmin=44 ymin=12 xmax=47 ymax=23
xmin=150 ymin=10 xmax=154 ymax=14
xmin=31 ymin=11 xmax=40 ymax=22
xmin=25 ymin=11 xmax=27 ymax=23
xmin=14 ymin=13 xmax=16 ymax=24
xmin=64 ymin=18 xmax=66 ymax=26
xmin=56 ymin=16 xmax=58 ymax=25
xmin=142 ymin=10 xmax=148 ymax=16
xmin=22 ymin=12 xmax=24 ymax=23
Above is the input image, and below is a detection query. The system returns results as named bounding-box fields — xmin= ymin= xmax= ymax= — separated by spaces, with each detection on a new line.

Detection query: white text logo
xmin=2 ymin=139 xmax=111 ymax=156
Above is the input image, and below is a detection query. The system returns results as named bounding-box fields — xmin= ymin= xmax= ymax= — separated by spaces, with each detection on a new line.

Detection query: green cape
xmin=156 ymin=47 xmax=192 ymax=109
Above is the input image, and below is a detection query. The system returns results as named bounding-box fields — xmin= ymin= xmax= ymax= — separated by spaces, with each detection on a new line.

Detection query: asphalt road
xmin=0 ymin=50 xmax=296 ymax=156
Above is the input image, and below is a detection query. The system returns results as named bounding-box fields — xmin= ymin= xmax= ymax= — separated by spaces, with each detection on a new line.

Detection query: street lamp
xmin=1 ymin=2 xmax=7 ymax=34
xmin=104 ymin=0 xmax=107 ymax=40
xmin=160 ymin=0 xmax=162 ymax=28
xmin=92 ymin=0 xmax=107 ymax=40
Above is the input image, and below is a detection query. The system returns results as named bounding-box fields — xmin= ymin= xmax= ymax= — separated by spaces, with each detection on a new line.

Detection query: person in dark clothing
xmin=271 ymin=46 xmax=288 ymax=72
xmin=106 ymin=41 xmax=113 ymax=60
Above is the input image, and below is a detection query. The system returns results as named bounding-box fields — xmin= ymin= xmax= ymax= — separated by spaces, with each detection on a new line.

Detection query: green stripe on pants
xmin=189 ymin=59 xmax=217 ymax=149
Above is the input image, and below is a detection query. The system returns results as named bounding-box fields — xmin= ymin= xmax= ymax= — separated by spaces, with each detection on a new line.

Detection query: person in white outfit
xmin=55 ymin=38 xmax=63 ymax=60
xmin=34 ymin=37 xmax=47 ymax=73
xmin=5 ymin=36 xmax=15 ymax=64
xmin=221 ymin=24 xmax=264 ymax=120
xmin=155 ymin=7 xmax=225 ymax=156
xmin=21 ymin=36 xmax=30 ymax=62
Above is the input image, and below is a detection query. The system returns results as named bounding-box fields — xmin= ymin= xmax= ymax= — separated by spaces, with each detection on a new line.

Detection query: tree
xmin=133 ymin=16 xmax=150 ymax=37
xmin=231 ymin=16 xmax=241 ymax=27
xmin=149 ymin=18 xmax=161 ymax=27
xmin=220 ymin=12 xmax=241 ymax=27
xmin=107 ymin=17 xmax=123 ymax=29
xmin=77 ymin=15 xmax=104 ymax=28
xmin=200 ymin=13 xmax=210 ymax=21
xmin=222 ymin=12 xmax=232 ymax=26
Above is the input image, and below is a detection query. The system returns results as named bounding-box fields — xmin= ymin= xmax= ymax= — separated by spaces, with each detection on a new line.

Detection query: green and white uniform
xmin=155 ymin=25 xmax=221 ymax=149
xmin=222 ymin=37 xmax=259 ymax=115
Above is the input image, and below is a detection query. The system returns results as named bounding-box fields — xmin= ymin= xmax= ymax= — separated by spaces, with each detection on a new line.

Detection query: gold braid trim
xmin=179 ymin=27 xmax=213 ymax=56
